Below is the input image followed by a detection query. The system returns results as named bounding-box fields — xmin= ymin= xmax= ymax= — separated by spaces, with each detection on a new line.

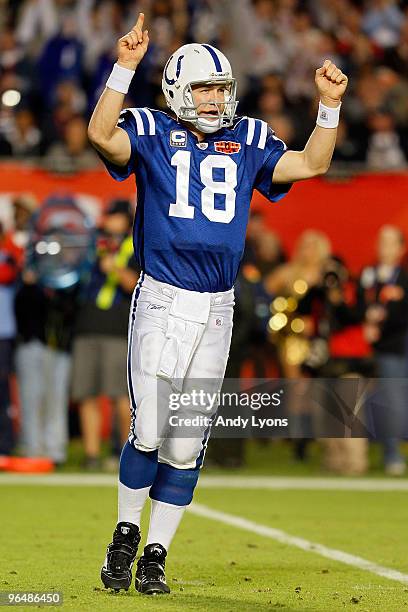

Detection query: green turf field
xmin=1 ymin=478 xmax=408 ymax=612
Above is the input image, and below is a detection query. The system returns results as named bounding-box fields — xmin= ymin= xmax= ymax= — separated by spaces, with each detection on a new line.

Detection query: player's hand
xmin=315 ymin=60 xmax=348 ymax=107
xmin=117 ymin=13 xmax=149 ymax=71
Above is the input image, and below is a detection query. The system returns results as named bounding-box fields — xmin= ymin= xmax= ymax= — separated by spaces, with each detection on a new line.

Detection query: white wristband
xmin=106 ymin=63 xmax=135 ymax=94
xmin=316 ymin=101 xmax=341 ymax=128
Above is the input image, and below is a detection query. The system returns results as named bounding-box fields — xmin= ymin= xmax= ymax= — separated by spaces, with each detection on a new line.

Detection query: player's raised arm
xmin=87 ymin=13 xmax=149 ymax=167
xmin=272 ymin=60 xmax=348 ymax=183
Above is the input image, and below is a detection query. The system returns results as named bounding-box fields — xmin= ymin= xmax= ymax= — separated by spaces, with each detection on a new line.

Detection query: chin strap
xmin=195 ymin=117 xmax=223 ymax=134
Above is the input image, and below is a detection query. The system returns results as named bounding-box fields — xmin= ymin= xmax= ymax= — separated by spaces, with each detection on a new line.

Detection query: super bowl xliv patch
xmin=214 ymin=141 xmax=241 ymax=154
xmin=170 ymin=130 xmax=187 ymax=147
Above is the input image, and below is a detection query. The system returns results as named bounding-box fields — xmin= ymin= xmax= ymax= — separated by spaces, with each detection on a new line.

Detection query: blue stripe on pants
xmin=127 ymin=271 xmax=145 ymax=445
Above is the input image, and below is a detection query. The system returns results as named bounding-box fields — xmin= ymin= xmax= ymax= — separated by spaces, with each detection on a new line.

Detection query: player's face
xmin=191 ymin=84 xmax=228 ymax=121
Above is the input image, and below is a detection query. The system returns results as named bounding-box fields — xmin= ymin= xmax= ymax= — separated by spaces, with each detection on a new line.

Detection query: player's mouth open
xmin=199 ymin=110 xmax=219 ymax=120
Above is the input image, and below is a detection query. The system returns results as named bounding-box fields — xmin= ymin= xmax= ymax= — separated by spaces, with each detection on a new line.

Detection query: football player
xmin=88 ymin=12 xmax=348 ymax=596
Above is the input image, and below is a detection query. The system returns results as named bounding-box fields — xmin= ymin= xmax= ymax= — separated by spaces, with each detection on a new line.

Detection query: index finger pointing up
xmin=132 ymin=13 xmax=144 ymax=32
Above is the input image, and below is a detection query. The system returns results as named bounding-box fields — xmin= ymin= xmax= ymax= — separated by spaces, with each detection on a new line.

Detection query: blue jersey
xmin=101 ymin=108 xmax=292 ymax=292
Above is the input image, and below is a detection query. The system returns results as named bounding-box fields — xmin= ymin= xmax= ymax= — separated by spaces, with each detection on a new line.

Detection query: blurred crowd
xmin=0 ymin=195 xmax=138 ymax=471
xmin=0 ymin=0 xmax=407 ymax=171
xmin=1 ymin=194 xmax=408 ymax=476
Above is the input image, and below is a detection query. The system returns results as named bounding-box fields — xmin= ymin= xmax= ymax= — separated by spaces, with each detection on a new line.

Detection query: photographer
xmin=265 ymin=230 xmax=332 ymax=460
xmin=320 ymin=256 xmax=372 ymax=475
xmin=15 ymin=195 xmax=88 ymax=465
xmin=71 ymin=199 xmax=139 ymax=470
xmin=323 ymin=256 xmax=373 ymax=378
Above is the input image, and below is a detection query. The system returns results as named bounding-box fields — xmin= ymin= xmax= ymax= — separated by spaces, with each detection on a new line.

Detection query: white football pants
xmin=127 ymin=272 xmax=234 ymax=469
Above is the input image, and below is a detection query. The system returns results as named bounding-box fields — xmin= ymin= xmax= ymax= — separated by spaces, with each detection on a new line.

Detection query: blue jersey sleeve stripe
xmin=257 ymin=120 xmax=268 ymax=149
xmin=246 ymin=117 xmax=255 ymax=145
xmin=142 ymin=108 xmax=156 ymax=135
xmin=128 ymin=108 xmax=145 ymax=135
xmin=201 ymin=44 xmax=223 ymax=72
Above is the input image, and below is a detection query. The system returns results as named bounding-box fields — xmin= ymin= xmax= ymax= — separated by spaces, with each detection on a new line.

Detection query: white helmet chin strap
xmin=195 ymin=117 xmax=222 ymax=133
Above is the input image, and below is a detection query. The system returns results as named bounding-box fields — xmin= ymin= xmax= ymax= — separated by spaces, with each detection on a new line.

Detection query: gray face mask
xmin=177 ymin=81 xmax=238 ymax=133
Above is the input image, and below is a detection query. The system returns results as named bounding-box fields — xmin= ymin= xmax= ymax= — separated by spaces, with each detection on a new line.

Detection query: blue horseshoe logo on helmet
xmin=164 ymin=54 xmax=184 ymax=85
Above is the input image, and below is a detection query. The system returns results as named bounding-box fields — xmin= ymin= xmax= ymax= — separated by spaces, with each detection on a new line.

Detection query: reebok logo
xmin=147 ymin=303 xmax=166 ymax=310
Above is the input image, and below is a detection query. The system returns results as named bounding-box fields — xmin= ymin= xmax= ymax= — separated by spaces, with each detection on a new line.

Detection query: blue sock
xmin=149 ymin=462 xmax=199 ymax=506
xmin=119 ymin=441 xmax=158 ymax=489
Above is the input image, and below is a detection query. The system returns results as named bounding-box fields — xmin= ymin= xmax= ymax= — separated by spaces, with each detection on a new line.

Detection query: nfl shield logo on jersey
xmin=214 ymin=141 xmax=241 ymax=154
xmin=170 ymin=130 xmax=187 ymax=147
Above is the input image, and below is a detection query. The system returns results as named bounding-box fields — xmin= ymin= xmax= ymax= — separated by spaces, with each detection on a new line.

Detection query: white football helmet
xmin=162 ymin=43 xmax=238 ymax=134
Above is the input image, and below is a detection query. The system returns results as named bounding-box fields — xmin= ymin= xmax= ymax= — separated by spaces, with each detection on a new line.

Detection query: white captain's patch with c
xmin=170 ymin=130 xmax=187 ymax=147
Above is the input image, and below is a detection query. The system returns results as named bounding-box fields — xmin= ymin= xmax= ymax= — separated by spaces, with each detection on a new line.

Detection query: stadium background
xmin=2 ymin=1 xmax=408 ymax=610
xmin=1 ymin=0 xmax=408 ymax=267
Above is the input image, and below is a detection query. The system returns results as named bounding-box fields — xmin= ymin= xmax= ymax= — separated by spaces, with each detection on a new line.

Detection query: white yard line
xmin=2 ymin=473 xmax=408 ymax=490
xmin=189 ymin=502 xmax=408 ymax=585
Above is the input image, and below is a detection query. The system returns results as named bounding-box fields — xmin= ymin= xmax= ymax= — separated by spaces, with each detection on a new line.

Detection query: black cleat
xmin=101 ymin=522 xmax=141 ymax=592
xmin=135 ymin=543 xmax=171 ymax=595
